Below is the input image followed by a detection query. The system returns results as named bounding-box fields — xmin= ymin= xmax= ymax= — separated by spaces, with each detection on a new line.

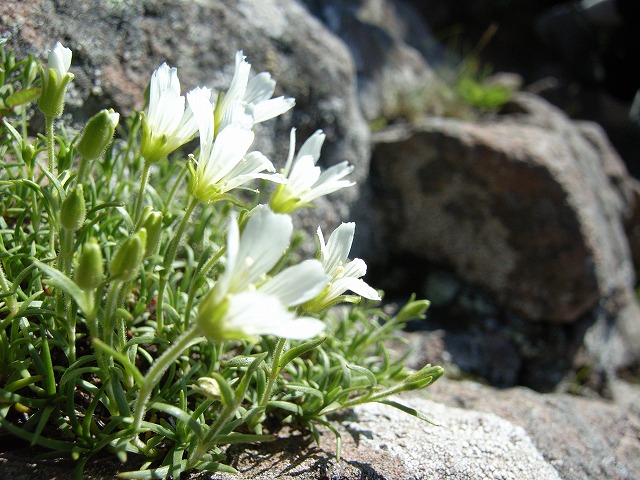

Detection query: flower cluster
xmin=126 ymin=47 xmax=377 ymax=342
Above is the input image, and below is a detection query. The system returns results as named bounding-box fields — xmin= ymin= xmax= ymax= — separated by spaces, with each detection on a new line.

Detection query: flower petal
xmin=218 ymin=51 xmax=251 ymax=117
xmin=330 ymin=277 xmax=381 ymax=301
xmin=226 ymin=291 xmax=325 ymax=339
xmin=260 ymin=260 xmax=330 ymax=307
xmin=297 ymin=129 xmax=325 ymax=164
xmin=200 ymin=125 xmax=255 ymax=187
xmin=322 ymin=223 xmax=355 ymax=275
xmin=229 ymin=206 xmax=292 ymax=291
xmin=49 ymin=42 xmax=72 ymax=76
xmin=245 ymin=72 xmax=276 ymax=104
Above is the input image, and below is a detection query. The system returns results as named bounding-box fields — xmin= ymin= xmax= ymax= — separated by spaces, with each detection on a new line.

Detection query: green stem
xmin=130 ymin=323 xmax=201 ymax=433
xmin=156 ymin=197 xmax=199 ymax=336
xmin=55 ymin=228 xmax=75 ymax=345
xmin=57 ymin=227 xmax=74 ymax=277
xmin=259 ymin=338 xmax=287 ymax=408
xmin=104 ymin=280 xmax=123 ymax=353
xmin=45 ymin=115 xmax=55 ymax=175
xmin=76 ymin=155 xmax=91 ymax=186
xmin=183 ymin=245 xmax=227 ymax=331
xmin=163 ymin=161 xmax=190 ymax=215
xmin=133 ymin=161 xmax=151 ymax=225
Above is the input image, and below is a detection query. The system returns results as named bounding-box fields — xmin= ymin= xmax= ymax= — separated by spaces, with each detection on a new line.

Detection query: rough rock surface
xmin=0 ymin=0 xmax=370 ymax=233
xmin=428 ymin=377 xmax=640 ymax=480
xmin=369 ymin=93 xmax=640 ymax=387
xmin=371 ymin=93 xmax=635 ymax=324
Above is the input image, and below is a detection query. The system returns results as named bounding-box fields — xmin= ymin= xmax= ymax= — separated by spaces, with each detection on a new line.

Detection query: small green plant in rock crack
xmin=0 ymin=40 xmax=443 ymax=478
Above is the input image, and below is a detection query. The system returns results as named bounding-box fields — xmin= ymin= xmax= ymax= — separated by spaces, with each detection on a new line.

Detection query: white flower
xmin=140 ymin=63 xmax=200 ymax=163
xmin=197 ymin=206 xmax=329 ymax=341
xmin=188 ymin=88 xmax=284 ymax=203
xmin=270 ymin=128 xmax=355 ymax=213
xmin=304 ymin=222 xmax=380 ymax=312
xmin=48 ymin=42 xmax=72 ymax=77
xmin=216 ymin=51 xmax=295 ymax=131
xmin=39 ymin=42 xmax=74 ymax=118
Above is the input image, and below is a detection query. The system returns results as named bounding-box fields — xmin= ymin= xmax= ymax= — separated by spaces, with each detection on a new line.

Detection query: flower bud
xmin=395 ymin=296 xmax=430 ymax=324
xmin=38 ymin=42 xmax=74 ymax=118
xmin=136 ymin=206 xmax=163 ymax=258
xmin=76 ymin=109 xmax=120 ymax=160
xmin=60 ymin=185 xmax=86 ymax=231
xmin=193 ymin=377 xmax=221 ymax=400
xmin=110 ymin=229 xmax=147 ymax=282
xmin=21 ymin=142 xmax=36 ymax=165
xmin=75 ymin=238 xmax=104 ymax=291
xmin=401 ymin=365 xmax=445 ymax=390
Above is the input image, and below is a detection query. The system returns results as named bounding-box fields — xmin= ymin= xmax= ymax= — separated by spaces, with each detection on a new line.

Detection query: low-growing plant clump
xmin=0 ymin=39 xmax=443 ymax=478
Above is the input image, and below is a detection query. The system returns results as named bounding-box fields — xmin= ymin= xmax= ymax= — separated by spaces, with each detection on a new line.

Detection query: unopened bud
xmin=193 ymin=377 xmax=221 ymax=400
xmin=75 ymin=238 xmax=104 ymax=291
xmin=60 ymin=185 xmax=86 ymax=231
xmin=136 ymin=206 xmax=163 ymax=258
xmin=38 ymin=42 xmax=74 ymax=118
xmin=395 ymin=295 xmax=430 ymax=324
xmin=110 ymin=229 xmax=147 ymax=282
xmin=21 ymin=142 xmax=36 ymax=165
xmin=76 ymin=109 xmax=120 ymax=160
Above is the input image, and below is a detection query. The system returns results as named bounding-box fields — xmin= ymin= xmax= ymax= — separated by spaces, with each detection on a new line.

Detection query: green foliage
xmin=0 ymin=40 xmax=442 ymax=477
xmin=454 ymin=73 xmax=513 ymax=112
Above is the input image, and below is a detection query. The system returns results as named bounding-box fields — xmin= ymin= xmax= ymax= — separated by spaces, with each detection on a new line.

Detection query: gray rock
xmin=343 ymin=397 xmax=562 ymax=480
xmin=371 ymin=93 xmax=635 ymax=324
xmin=369 ymin=93 xmax=640 ymax=383
xmin=429 ymin=377 xmax=640 ymax=480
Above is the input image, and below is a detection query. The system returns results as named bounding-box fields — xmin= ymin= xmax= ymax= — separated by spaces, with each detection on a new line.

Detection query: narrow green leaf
xmin=267 ymin=400 xmax=303 ymax=415
xmin=233 ymin=352 xmax=267 ymax=404
xmin=279 ymin=336 xmax=326 ymax=370
xmin=34 ymin=261 xmax=91 ymax=313
xmin=2 ymin=118 xmax=22 ymax=143
xmin=3 ymin=375 xmax=43 ymax=393
xmin=148 ymin=402 xmax=203 ymax=439
xmin=403 ymin=364 xmax=445 ymax=386
xmin=38 ymin=327 xmax=56 ymax=396
xmin=210 ymin=372 xmax=234 ymax=406
xmin=377 ymin=399 xmax=440 ymax=426
xmin=6 ymin=87 xmax=41 ymax=108
xmin=210 ymin=433 xmax=275 ymax=445
xmin=317 ymin=400 xmax=343 ymax=416
xmin=347 ymin=364 xmax=377 ymax=387
xmin=30 ymin=405 xmax=54 ymax=446
xmin=285 ymin=384 xmax=324 ymax=401
xmin=92 ymin=339 xmax=144 ymax=387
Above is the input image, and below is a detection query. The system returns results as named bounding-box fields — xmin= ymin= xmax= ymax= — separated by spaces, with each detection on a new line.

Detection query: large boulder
xmin=0 ymin=0 xmax=370 ymax=232
xmin=370 ymin=93 xmax=640 ymax=387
